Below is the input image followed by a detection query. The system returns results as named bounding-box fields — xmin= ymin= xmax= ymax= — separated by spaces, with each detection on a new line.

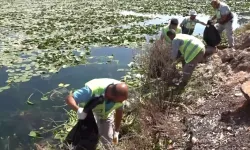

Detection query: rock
xmin=191 ymin=136 xmax=198 ymax=144
xmin=234 ymin=92 xmax=243 ymax=97
xmin=241 ymin=81 xmax=250 ymax=101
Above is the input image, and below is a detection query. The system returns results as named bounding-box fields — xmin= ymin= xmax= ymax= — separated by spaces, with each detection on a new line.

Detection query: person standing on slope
xmin=65 ymin=78 xmax=129 ymax=149
xmin=180 ymin=10 xmax=207 ymax=35
xmin=211 ymin=0 xmax=234 ymax=50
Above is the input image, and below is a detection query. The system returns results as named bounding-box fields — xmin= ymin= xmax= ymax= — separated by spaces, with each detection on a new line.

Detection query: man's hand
xmin=211 ymin=15 xmax=216 ymax=21
xmin=77 ymin=107 xmax=87 ymax=120
xmin=113 ymin=131 xmax=119 ymax=144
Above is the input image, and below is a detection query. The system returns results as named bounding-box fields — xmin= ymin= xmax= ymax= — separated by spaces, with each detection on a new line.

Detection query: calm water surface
xmin=0 ymin=47 xmax=134 ymax=150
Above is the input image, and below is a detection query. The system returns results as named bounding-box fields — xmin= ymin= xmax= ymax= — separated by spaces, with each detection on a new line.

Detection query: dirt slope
xmin=132 ymin=28 xmax=250 ymax=150
xmin=183 ymin=29 xmax=250 ymax=149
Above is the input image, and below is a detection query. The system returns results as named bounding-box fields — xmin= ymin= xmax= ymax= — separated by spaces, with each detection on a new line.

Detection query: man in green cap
xmin=160 ymin=18 xmax=182 ymax=44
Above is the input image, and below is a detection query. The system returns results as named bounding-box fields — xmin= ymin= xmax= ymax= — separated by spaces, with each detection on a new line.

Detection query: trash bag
xmin=203 ymin=20 xmax=221 ymax=47
xmin=64 ymin=96 xmax=105 ymax=150
xmin=64 ymin=111 xmax=99 ymax=150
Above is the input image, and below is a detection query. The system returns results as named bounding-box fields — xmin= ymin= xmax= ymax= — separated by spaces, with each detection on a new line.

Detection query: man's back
xmin=174 ymin=34 xmax=203 ymax=45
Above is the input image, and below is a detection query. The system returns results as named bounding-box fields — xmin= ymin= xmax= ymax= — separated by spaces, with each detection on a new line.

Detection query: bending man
xmin=167 ymin=29 xmax=205 ymax=87
xmin=65 ymin=78 xmax=128 ymax=149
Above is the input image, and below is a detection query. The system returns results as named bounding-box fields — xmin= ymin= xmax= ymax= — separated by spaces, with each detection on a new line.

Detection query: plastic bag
xmin=64 ymin=111 xmax=99 ymax=150
xmin=203 ymin=20 xmax=221 ymax=47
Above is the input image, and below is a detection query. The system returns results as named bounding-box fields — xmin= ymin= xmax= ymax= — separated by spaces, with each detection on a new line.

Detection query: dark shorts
xmin=181 ymin=26 xmax=194 ymax=35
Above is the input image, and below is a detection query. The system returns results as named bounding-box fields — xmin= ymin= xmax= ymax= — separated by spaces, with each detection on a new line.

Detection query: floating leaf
xmin=64 ymin=84 xmax=70 ymax=87
xmin=27 ymin=101 xmax=34 ymax=105
xmin=41 ymin=96 xmax=49 ymax=101
xmin=107 ymin=55 xmax=114 ymax=59
xmin=28 ymin=131 xmax=37 ymax=138
xmin=62 ymin=65 xmax=68 ymax=68
xmin=58 ymin=83 xmax=64 ymax=87
xmin=26 ymin=93 xmax=34 ymax=105
xmin=0 ymin=86 xmax=11 ymax=90
xmin=49 ymin=69 xmax=57 ymax=73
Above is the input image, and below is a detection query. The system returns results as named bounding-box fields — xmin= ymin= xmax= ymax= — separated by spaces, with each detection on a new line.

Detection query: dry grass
xmin=115 ymin=39 xmax=189 ymax=150
xmin=134 ymin=38 xmax=182 ymax=108
xmin=118 ymin=23 xmax=250 ymax=150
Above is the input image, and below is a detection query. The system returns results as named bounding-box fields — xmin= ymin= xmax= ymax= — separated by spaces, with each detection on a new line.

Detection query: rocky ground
xmin=188 ymin=31 xmax=250 ymax=150
xmin=128 ymin=27 xmax=250 ymax=150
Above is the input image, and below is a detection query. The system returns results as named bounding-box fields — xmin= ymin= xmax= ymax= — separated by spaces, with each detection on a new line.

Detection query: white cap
xmin=189 ymin=10 xmax=197 ymax=16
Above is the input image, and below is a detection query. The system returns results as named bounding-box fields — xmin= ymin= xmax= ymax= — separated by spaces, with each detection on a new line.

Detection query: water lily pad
xmin=28 ymin=131 xmax=37 ymax=137
xmin=41 ymin=96 xmax=49 ymax=101
xmin=58 ymin=83 xmax=64 ymax=87
xmin=0 ymin=86 xmax=11 ymax=90
xmin=107 ymin=55 xmax=114 ymax=59
xmin=64 ymin=84 xmax=70 ymax=87
xmin=27 ymin=101 xmax=34 ymax=105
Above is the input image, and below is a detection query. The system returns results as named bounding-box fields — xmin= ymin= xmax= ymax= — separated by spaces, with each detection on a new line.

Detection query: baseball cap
xmin=170 ymin=18 xmax=179 ymax=25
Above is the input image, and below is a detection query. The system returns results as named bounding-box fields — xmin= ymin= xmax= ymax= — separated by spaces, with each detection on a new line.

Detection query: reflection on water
xmin=0 ymin=46 xmax=134 ymax=149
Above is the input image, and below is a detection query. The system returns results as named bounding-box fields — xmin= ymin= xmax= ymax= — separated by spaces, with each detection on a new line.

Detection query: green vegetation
xmin=0 ymin=0 xmax=250 ymax=149
xmin=0 ymin=0 xmax=249 ymax=92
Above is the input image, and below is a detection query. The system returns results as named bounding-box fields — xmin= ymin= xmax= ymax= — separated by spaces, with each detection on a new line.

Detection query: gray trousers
xmin=216 ymin=21 xmax=234 ymax=47
xmin=94 ymin=113 xmax=114 ymax=149
xmin=204 ymin=45 xmax=217 ymax=58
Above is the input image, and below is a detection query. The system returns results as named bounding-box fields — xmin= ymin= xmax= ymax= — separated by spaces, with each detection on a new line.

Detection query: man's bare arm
xmin=197 ymin=20 xmax=207 ymax=26
xmin=114 ymin=108 xmax=123 ymax=132
xmin=65 ymin=95 xmax=79 ymax=112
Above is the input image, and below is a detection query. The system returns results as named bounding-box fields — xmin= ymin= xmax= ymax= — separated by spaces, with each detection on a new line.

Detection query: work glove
xmin=113 ymin=131 xmax=119 ymax=145
xmin=77 ymin=107 xmax=87 ymax=120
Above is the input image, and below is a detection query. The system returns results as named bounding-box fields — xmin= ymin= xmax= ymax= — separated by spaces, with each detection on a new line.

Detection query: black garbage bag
xmin=203 ymin=20 xmax=221 ymax=47
xmin=64 ymin=96 xmax=105 ymax=150
xmin=64 ymin=110 xmax=99 ymax=150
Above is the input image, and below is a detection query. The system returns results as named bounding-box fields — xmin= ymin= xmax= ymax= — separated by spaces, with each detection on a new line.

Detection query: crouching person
xmin=166 ymin=29 xmax=205 ymax=87
xmin=66 ymin=78 xmax=129 ymax=149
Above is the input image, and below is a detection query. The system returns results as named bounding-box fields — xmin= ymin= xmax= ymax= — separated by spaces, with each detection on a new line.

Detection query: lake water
xmin=0 ymin=47 xmax=134 ymax=150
